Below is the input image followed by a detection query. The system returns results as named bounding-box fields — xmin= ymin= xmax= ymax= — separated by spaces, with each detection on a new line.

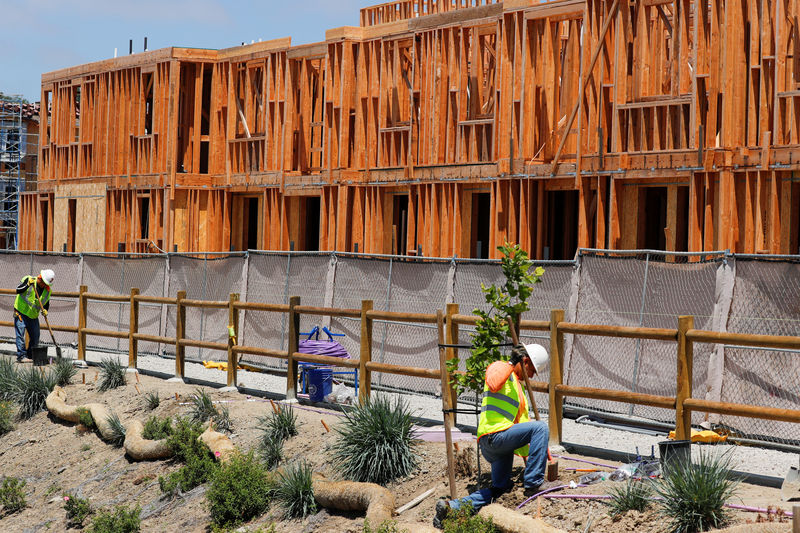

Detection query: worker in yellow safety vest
xmin=434 ymin=344 xmax=551 ymax=527
xmin=13 ymin=269 xmax=54 ymax=362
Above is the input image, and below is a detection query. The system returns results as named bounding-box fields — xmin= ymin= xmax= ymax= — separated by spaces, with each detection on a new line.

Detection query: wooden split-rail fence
xmin=3 ymin=287 xmax=800 ymax=455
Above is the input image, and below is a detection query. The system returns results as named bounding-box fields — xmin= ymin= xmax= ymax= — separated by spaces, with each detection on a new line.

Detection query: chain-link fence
xmin=3 ymin=248 xmax=800 ymax=445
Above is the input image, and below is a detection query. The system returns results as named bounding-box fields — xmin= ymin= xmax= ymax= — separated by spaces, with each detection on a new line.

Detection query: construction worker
xmin=13 ymin=269 xmax=54 ymax=363
xmin=433 ymin=344 xmax=550 ymax=527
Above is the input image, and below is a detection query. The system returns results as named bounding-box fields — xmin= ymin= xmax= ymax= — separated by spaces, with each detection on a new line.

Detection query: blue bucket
xmin=307 ymin=367 xmax=332 ymax=402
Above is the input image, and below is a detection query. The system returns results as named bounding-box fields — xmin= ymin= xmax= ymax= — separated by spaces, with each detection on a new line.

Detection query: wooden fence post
xmin=549 ymin=309 xmax=565 ymax=447
xmin=128 ymin=288 xmax=139 ymax=369
xmin=359 ymin=300 xmax=373 ymax=404
xmin=286 ymin=296 xmax=300 ymax=400
xmin=675 ymin=315 xmax=694 ymax=441
xmin=437 ymin=309 xmax=457 ymax=499
xmin=445 ymin=303 xmax=459 ymax=425
xmin=77 ymin=285 xmax=87 ymax=361
xmin=174 ymin=290 xmax=186 ymax=381
xmin=227 ymin=293 xmax=240 ymax=388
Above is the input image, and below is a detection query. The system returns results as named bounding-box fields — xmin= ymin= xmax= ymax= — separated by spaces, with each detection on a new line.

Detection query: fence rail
xmin=9 ymin=283 xmax=800 ymax=452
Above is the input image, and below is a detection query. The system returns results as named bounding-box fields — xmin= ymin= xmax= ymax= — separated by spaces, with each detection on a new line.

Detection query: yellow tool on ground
xmin=667 ymin=429 xmax=727 ymax=443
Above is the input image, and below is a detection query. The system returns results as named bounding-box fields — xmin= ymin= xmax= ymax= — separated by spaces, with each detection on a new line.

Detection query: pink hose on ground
xmin=537 ymin=494 xmax=794 ymax=518
xmin=516 ymin=484 xmax=588 ymax=509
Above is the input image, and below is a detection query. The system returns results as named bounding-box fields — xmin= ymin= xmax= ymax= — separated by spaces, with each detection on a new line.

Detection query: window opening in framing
xmin=139 ymin=196 xmax=150 ymax=240
xmin=303 ymin=196 xmax=320 ymax=251
xmin=67 ymin=199 xmax=77 ymax=253
xmin=41 ymin=199 xmax=50 ymax=251
xmin=73 ymin=86 xmax=81 ymax=143
xmin=143 ymin=73 xmax=154 ymax=134
xmin=246 ymin=197 xmax=260 ymax=250
xmin=392 ymin=194 xmax=409 ymax=255
xmin=546 ymin=191 xmax=578 ymax=260
xmin=471 ymin=192 xmax=491 ymax=258
xmin=640 ymin=187 xmax=668 ymax=250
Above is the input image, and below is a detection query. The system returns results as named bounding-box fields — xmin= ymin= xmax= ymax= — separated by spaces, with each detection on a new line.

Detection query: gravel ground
xmin=8 ymin=342 xmax=796 ymax=483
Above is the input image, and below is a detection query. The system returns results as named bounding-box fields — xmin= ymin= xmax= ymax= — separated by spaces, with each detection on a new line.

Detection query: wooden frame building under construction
xmin=22 ymin=0 xmax=800 ymax=259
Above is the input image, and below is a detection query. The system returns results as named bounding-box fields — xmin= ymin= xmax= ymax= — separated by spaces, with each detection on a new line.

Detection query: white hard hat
xmin=40 ymin=269 xmax=54 ymax=287
xmin=523 ymin=343 xmax=549 ymax=373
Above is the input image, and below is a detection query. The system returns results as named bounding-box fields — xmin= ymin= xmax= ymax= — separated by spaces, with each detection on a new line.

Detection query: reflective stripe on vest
xmin=14 ymin=276 xmax=50 ymax=319
xmin=477 ymin=373 xmax=530 ymax=457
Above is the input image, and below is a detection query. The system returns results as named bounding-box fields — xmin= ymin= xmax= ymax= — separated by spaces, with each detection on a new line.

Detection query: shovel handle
xmin=34 ymin=288 xmax=58 ymax=348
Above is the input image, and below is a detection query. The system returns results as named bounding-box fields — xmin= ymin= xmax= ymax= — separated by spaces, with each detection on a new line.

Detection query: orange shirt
xmin=485 ymin=361 xmax=527 ymax=422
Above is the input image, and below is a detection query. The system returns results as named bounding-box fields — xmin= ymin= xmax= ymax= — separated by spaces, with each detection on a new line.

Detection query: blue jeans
xmin=449 ymin=420 xmax=549 ymax=512
xmin=14 ymin=312 xmax=40 ymax=361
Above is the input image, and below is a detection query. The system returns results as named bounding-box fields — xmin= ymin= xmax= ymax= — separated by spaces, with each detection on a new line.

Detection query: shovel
xmin=782 ymin=455 xmax=800 ymax=501
xmin=34 ymin=287 xmax=62 ymax=358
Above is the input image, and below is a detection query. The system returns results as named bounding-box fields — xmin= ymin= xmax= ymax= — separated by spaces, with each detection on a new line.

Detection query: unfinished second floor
xmin=38 ymin=0 xmax=800 ymax=193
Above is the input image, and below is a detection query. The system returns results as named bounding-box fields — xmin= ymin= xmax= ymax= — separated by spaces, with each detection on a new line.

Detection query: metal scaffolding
xmin=0 ymin=98 xmax=38 ymax=249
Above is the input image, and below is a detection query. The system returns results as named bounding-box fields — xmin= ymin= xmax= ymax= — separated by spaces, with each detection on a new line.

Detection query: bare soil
xmin=0 ymin=360 xmax=792 ymax=532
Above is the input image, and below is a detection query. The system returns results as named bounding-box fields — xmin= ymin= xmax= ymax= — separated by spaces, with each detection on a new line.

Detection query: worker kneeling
xmin=434 ymin=344 xmax=550 ymax=528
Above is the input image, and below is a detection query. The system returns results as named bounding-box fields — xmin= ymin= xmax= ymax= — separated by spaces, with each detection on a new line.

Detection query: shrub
xmin=13 ymin=366 xmax=56 ymax=420
xmin=274 ymin=460 xmax=316 ymax=519
xmin=330 ymin=395 xmax=419 ymax=484
xmin=0 ymin=358 xmax=19 ymax=401
xmin=258 ymin=433 xmax=284 ymax=470
xmin=258 ymin=404 xmax=297 ymax=443
xmin=142 ymin=415 xmax=172 ymax=441
xmin=0 ymin=401 xmax=14 ymax=436
xmin=106 ymin=412 xmax=126 ymax=447
xmin=0 ymin=477 xmax=27 ymax=515
xmin=63 ymin=493 xmax=92 ymax=528
xmin=52 ymin=356 xmax=77 ymax=387
xmin=655 ymin=448 xmax=740 ymax=533
xmin=98 ymin=358 xmax=126 ymax=392
xmin=607 ymin=479 xmax=653 ymax=517
xmin=206 ymin=451 xmax=274 ymax=528
xmin=188 ymin=388 xmax=216 ymax=423
xmin=159 ymin=417 xmax=217 ymax=496
xmin=143 ymin=391 xmax=160 ymax=410
xmin=441 ymin=505 xmax=498 ymax=533
xmin=212 ymin=404 xmax=233 ymax=434
xmin=77 ymin=407 xmax=95 ymax=428
xmin=88 ymin=504 xmax=141 ymax=533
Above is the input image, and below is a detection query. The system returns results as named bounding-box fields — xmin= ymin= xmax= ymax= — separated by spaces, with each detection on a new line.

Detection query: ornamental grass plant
xmin=97 ymin=358 xmax=126 ymax=392
xmin=274 ymin=460 xmax=316 ymax=519
xmin=52 ymin=356 xmax=77 ymax=387
xmin=607 ymin=479 xmax=653 ymax=517
xmin=655 ymin=448 xmax=740 ymax=533
xmin=0 ymin=358 xmax=19 ymax=401
xmin=329 ymin=395 xmax=419 ymax=484
xmin=106 ymin=412 xmax=126 ymax=447
xmin=13 ymin=366 xmax=56 ymax=420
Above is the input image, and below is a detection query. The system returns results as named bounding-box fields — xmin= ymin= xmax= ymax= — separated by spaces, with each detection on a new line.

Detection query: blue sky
xmin=1 ymin=0 xmax=366 ymax=102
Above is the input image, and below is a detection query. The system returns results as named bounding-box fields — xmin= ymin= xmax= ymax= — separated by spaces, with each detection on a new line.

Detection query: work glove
xmin=510 ymin=344 xmax=527 ymax=366
xmin=42 ymin=309 xmax=47 ymax=318
xmin=28 ymin=277 xmax=35 ymax=286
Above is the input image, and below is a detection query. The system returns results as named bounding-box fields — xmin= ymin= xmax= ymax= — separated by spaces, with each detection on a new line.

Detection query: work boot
xmin=522 ymin=480 xmax=562 ymax=497
xmin=432 ymin=499 xmax=450 ymax=529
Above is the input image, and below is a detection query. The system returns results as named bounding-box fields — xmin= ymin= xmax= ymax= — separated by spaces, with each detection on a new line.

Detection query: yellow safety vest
xmin=14 ymin=276 xmax=50 ymax=319
xmin=477 ymin=371 xmax=530 ymax=456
